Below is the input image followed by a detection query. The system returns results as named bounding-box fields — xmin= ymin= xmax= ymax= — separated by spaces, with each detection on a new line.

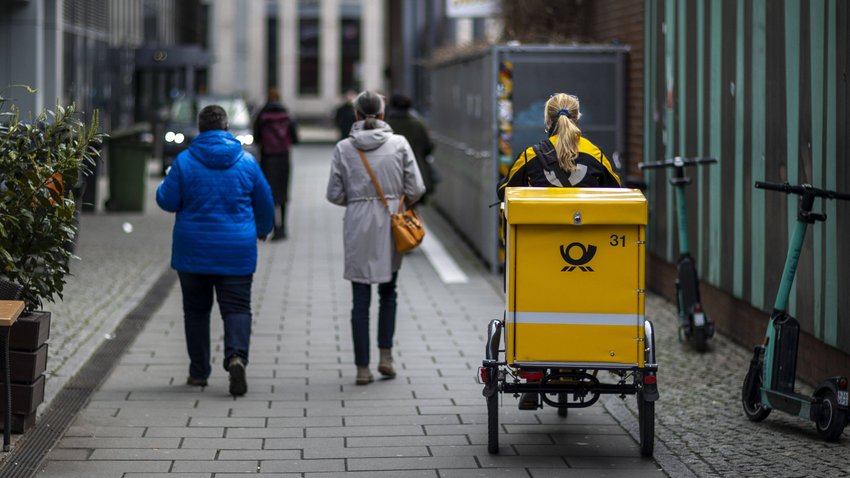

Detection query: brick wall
xmin=586 ymin=0 xmax=645 ymax=174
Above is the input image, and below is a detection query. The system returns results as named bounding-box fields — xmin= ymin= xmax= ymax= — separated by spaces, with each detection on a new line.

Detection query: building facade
xmin=206 ymin=0 xmax=386 ymax=118
xmin=0 ymin=0 xmax=205 ymax=130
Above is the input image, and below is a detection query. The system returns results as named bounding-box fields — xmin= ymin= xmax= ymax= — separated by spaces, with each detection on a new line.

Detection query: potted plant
xmin=0 ymin=86 xmax=103 ymax=431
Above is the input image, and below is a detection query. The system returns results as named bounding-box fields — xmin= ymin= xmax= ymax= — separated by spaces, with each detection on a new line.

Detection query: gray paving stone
xmin=45 ymin=448 xmax=91 ymax=461
xmin=346 ymin=456 xmax=479 ymax=471
xmin=303 ymin=445 xmax=430 ymax=459
xmin=218 ymin=450 xmax=301 ymax=460
xmin=180 ymin=438 xmax=263 ymax=449
xmin=171 ymin=460 xmax=259 ymax=473
xmin=304 ymin=472 xmax=437 ymax=478
xmin=438 ymin=470 xmax=531 ymax=478
xmin=263 ymin=437 xmax=344 ymax=449
xmin=57 ymin=437 xmax=180 ymax=449
xmin=476 ymin=455 xmax=567 ymax=468
xmin=89 ymin=448 xmax=215 ymax=460
xmin=143 ymin=427 xmax=224 ymax=438
xmin=306 ymin=425 xmax=425 ymax=437
xmin=225 ymin=427 xmax=304 ymax=439
xmin=259 ymin=459 xmax=345 ymax=473
xmin=124 ymin=474 xmax=211 ymax=478
xmin=64 ymin=425 xmax=146 ymax=438
xmin=38 ymin=460 xmax=170 ymax=477
xmin=529 ymin=469 xmax=666 ymax=478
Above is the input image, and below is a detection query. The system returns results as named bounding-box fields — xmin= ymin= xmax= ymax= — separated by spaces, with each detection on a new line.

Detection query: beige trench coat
xmin=326 ymin=120 xmax=426 ymax=283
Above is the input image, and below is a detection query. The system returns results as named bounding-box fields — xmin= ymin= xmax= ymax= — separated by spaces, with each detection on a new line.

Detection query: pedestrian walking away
xmin=385 ymin=92 xmax=438 ymax=204
xmin=157 ymin=104 xmax=274 ymax=397
xmin=326 ymin=90 xmax=425 ymax=385
xmin=497 ymin=92 xmax=621 ymax=410
xmin=254 ymin=86 xmax=299 ymax=240
xmin=333 ymin=89 xmax=357 ymax=141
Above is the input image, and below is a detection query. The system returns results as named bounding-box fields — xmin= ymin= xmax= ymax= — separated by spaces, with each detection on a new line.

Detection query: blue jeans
xmin=178 ymin=272 xmax=253 ymax=380
xmin=351 ymin=273 xmax=398 ymax=366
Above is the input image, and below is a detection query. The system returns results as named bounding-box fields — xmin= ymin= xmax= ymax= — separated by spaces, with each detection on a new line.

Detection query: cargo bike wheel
xmin=483 ymin=319 xmax=503 ymax=454
xmin=638 ymin=389 xmax=654 ymax=457
xmin=485 ymin=367 xmax=499 ymax=454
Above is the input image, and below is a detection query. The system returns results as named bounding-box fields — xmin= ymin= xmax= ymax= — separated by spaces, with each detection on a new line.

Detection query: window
xmin=340 ymin=0 xmax=361 ymax=93
xmin=298 ymin=0 xmax=320 ymax=95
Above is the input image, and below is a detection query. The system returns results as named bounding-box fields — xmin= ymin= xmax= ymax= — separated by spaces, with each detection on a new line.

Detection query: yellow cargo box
xmin=504 ymin=187 xmax=647 ymax=368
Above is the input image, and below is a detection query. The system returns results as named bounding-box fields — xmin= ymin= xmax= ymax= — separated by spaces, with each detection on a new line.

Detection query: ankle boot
xmin=378 ymin=348 xmax=396 ymax=378
xmin=356 ymin=365 xmax=374 ymax=385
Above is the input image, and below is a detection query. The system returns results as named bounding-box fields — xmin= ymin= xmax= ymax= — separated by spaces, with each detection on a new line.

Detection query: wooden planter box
xmin=9 ymin=311 xmax=50 ymax=351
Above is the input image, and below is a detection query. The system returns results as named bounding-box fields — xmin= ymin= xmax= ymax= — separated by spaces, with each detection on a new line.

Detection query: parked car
xmin=161 ymin=95 xmax=255 ymax=174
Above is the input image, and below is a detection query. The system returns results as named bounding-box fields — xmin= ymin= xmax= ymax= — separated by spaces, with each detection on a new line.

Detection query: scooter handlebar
xmin=755 ymin=181 xmax=850 ymax=201
xmin=638 ymin=156 xmax=717 ymax=170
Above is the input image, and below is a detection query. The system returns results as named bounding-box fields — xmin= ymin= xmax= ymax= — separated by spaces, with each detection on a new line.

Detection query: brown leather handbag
xmin=357 ymin=149 xmax=425 ymax=252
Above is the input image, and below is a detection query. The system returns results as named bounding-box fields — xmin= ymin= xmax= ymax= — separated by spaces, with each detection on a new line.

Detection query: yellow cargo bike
xmin=482 ymin=188 xmax=658 ymax=456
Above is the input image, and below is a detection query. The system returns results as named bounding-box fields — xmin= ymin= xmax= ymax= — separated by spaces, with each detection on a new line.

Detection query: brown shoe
xmin=378 ymin=348 xmax=396 ymax=378
xmin=186 ymin=376 xmax=207 ymax=387
xmin=355 ymin=366 xmax=374 ymax=385
xmin=518 ymin=392 xmax=540 ymax=410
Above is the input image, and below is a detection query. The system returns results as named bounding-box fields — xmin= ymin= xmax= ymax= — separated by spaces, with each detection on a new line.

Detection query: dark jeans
xmin=351 ymin=273 xmax=398 ymax=366
xmin=178 ymin=272 xmax=253 ymax=380
xmin=261 ymin=153 xmax=290 ymax=235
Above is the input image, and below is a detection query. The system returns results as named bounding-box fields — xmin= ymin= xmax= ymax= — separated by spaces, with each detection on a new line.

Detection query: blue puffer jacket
xmin=156 ymin=130 xmax=274 ymax=275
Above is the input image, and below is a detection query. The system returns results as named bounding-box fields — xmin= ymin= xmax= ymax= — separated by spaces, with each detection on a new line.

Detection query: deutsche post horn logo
xmin=560 ymin=242 xmax=597 ymax=272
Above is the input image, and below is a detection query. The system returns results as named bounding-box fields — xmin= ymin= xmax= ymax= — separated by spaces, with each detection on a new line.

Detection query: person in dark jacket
xmin=333 ymin=89 xmax=357 ymax=140
xmin=498 ymin=93 xmax=620 ymax=201
xmin=157 ymin=105 xmax=275 ymax=397
xmin=497 ymin=93 xmax=620 ymax=410
xmin=254 ymin=87 xmax=299 ymax=240
xmin=384 ymin=93 xmax=437 ymax=202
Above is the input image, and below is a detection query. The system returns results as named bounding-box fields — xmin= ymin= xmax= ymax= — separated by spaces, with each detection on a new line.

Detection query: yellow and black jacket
xmin=497 ymin=135 xmax=621 ymax=200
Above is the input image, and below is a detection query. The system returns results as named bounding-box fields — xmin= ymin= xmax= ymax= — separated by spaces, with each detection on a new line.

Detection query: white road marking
xmin=420 ymin=225 xmax=469 ymax=284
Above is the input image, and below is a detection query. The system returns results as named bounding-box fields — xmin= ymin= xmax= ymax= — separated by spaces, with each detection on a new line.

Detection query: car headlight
xmin=174 ymin=133 xmax=185 ymax=144
xmin=165 ymin=131 xmax=175 ymax=142
xmin=236 ymin=134 xmax=254 ymax=145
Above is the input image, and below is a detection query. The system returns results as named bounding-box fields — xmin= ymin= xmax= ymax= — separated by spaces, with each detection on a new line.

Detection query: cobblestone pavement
xmin=6 ymin=143 xmax=849 ymax=476
xmin=620 ymin=295 xmax=850 ymax=477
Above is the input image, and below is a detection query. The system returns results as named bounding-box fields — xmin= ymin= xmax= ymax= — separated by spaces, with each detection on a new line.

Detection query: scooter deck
xmin=763 ymin=388 xmax=812 ymax=418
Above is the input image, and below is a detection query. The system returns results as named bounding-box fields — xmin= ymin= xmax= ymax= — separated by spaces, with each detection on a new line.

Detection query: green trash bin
xmin=106 ymin=125 xmax=152 ymax=212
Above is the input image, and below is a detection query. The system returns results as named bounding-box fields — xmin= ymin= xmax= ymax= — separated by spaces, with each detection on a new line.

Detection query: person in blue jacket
xmin=157 ymin=104 xmax=274 ymax=397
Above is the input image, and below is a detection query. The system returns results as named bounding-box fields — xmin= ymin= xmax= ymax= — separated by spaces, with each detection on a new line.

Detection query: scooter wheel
xmin=815 ymin=390 xmax=847 ymax=442
xmin=741 ymin=368 xmax=771 ymax=422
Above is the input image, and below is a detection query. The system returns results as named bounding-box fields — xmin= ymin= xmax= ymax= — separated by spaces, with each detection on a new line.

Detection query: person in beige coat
xmin=326 ymin=91 xmax=425 ymax=385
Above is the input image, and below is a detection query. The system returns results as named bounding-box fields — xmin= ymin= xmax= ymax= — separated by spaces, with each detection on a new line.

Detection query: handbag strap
xmin=357 ymin=149 xmax=405 ymax=212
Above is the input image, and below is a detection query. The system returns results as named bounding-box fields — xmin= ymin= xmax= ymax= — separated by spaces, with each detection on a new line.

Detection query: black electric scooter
xmin=742 ymin=181 xmax=850 ymax=441
xmin=639 ymin=156 xmax=717 ymax=352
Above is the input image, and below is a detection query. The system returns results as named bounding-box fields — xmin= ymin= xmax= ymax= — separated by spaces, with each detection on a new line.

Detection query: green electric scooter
xmin=640 ymin=156 xmax=717 ymax=352
xmin=742 ymin=181 xmax=850 ymax=441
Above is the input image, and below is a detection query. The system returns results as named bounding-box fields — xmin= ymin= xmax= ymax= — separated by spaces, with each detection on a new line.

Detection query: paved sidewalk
xmin=14 ymin=143 xmax=849 ymax=476
xmin=35 ymin=145 xmax=666 ymax=477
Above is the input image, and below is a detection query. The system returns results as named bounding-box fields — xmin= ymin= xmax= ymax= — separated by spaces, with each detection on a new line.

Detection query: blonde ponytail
xmin=545 ymin=93 xmax=582 ymax=173
xmin=555 ymin=116 xmax=581 ymax=172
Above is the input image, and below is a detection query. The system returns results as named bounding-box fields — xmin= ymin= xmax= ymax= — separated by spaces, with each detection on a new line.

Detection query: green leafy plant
xmin=0 ymin=86 xmax=104 ymax=310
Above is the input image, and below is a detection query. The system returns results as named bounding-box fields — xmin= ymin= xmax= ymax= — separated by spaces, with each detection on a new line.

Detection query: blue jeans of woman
xmin=178 ymin=272 xmax=253 ymax=380
xmin=351 ymin=272 xmax=398 ymax=366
